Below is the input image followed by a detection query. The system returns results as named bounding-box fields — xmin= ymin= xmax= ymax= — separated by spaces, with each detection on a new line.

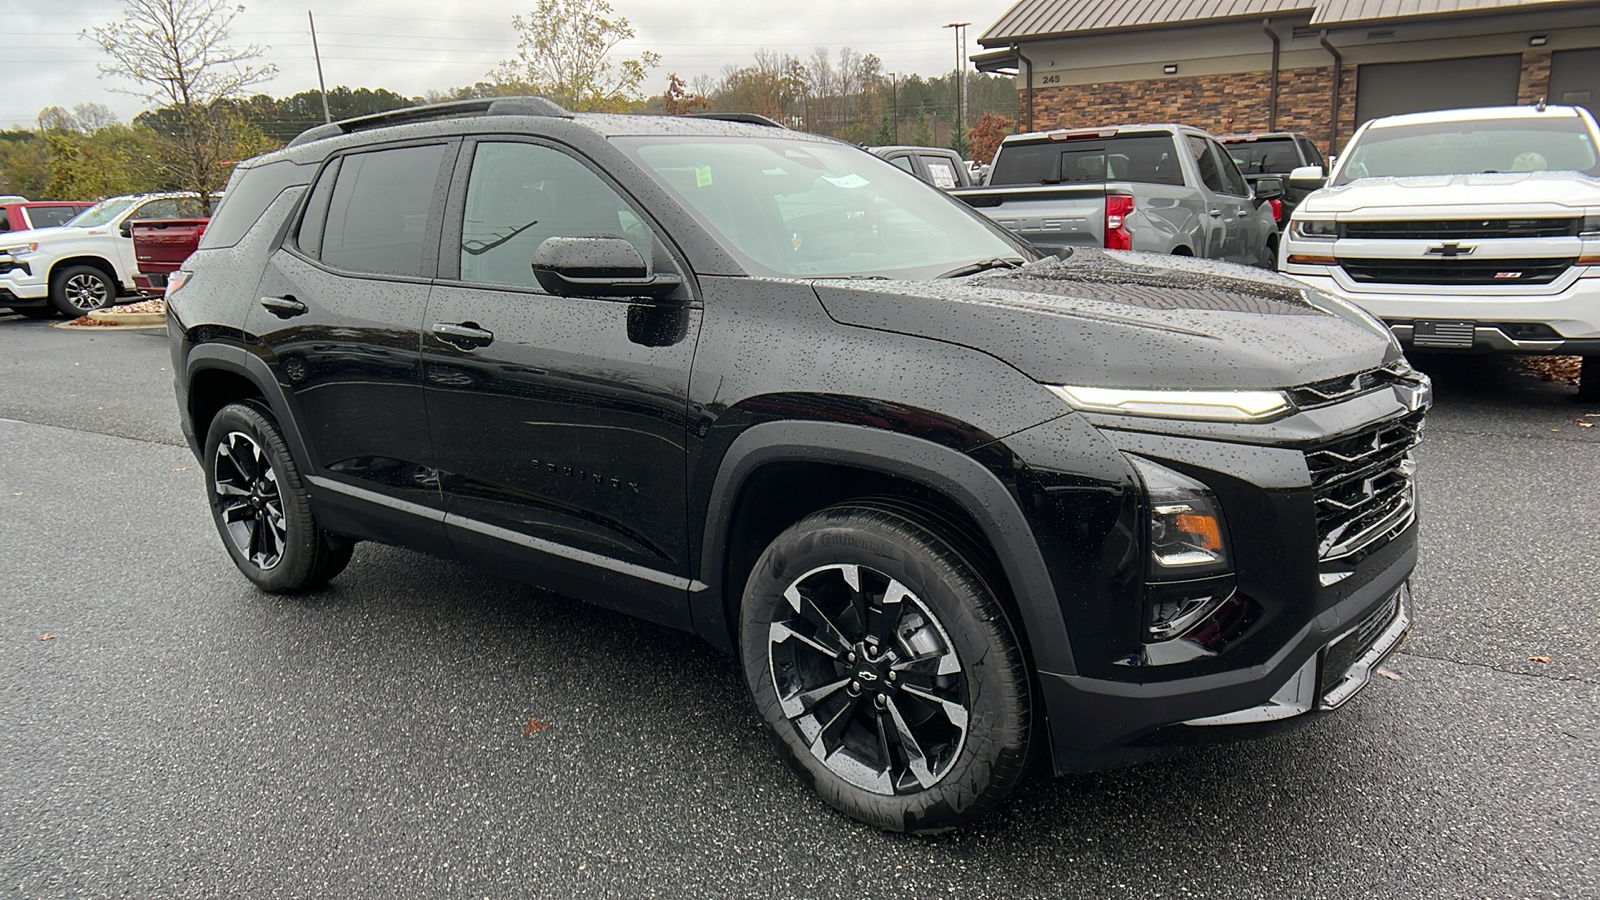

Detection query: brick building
xmin=972 ymin=0 xmax=1600 ymax=157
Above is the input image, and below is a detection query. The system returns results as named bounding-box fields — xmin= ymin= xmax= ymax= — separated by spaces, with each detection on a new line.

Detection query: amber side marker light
xmin=1175 ymin=512 xmax=1223 ymax=551
xmin=1287 ymin=254 xmax=1338 ymax=266
xmin=1577 ymin=255 xmax=1600 ymax=266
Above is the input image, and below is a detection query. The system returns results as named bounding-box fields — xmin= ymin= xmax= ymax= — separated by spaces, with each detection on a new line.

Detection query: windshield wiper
xmin=936 ymin=257 xmax=1025 ymax=279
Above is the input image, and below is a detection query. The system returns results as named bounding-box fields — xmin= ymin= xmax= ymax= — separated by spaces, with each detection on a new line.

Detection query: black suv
xmin=170 ymin=99 xmax=1429 ymax=833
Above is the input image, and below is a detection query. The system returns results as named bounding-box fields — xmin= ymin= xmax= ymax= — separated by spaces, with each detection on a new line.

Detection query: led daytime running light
xmin=1049 ymin=385 xmax=1290 ymax=422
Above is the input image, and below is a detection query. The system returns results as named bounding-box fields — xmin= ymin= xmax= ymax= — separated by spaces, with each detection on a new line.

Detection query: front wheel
xmin=740 ymin=504 xmax=1033 ymax=834
xmin=203 ymin=401 xmax=353 ymax=592
xmin=49 ymin=265 xmax=116 ymax=317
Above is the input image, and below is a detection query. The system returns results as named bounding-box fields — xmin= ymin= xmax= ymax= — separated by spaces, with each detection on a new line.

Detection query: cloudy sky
xmin=4 ymin=0 xmax=1016 ymax=128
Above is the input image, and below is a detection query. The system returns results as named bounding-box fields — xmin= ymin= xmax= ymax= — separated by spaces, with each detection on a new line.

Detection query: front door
xmin=422 ymin=138 xmax=701 ymax=628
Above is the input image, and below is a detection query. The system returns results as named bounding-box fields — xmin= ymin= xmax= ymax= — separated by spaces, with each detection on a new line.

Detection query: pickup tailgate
xmin=950 ymin=184 xmax=1106 ymax=250
xmin=133 ymin=218 xmax=208 ymax=275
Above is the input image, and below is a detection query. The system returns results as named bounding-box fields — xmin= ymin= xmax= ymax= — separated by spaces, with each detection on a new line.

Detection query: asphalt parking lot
xmin=2 ymin=315 xmax=1596 ymax=899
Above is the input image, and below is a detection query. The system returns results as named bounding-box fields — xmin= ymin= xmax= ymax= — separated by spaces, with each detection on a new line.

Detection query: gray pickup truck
xmin=952 ymin=124 xmax=1282 ymax=267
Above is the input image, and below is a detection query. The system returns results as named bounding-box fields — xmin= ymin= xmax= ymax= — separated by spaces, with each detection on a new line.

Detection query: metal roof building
xmin=974 ymin=0 xmax=1600 ymax=153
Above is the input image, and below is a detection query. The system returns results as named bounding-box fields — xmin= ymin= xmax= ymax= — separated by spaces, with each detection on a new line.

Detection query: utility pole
xmin=309 ymin=10 xmax=332 ymax=124
xmin=945 ymin=22 xmax=970 ymax=153
xmin=887 ymin=72 xmax=898 ymax=143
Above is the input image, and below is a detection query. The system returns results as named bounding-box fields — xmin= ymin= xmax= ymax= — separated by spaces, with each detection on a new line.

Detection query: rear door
xmin=1184 ymin=135 xmax=1232 ymax=260
xmin=246 ymin=140 xmax=457 ymax=551
xmin=422 ymin=137 xmax=701 ymax=628
xmin=1210 ymin=138 xmax=1268 ymax=265
xmin=919 ymin=153 xmax=965 ymax=189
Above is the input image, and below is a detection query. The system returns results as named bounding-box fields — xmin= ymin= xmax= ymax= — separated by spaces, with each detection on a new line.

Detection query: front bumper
xmin=0 ymin=256 xmax=49 ymax=301
xmin=1284 ymin=268 xmax=1600 ymax=354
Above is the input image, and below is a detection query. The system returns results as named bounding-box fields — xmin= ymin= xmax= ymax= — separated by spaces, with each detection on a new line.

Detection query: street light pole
xmin=945 ymin=22 xmax=970 ymax=152
xmin=887 ymin=72 xmax=898 ymax=143
xmin=309 ymin=10 xmax=332 ymax=124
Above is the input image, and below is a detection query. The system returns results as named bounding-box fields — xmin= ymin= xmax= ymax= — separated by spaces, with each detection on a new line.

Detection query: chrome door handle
xmin=1208 ymin=209 xmax=1223 ymax=217
xmin=431 ymin=322 xmax=494 ymax=349
xmin=259 ymin=295 xmax=307 ymax=318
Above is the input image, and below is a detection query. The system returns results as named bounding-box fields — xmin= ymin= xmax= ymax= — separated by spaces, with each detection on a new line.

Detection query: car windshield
xmin=613 ymin=135 xmax=1030 ymax=279
xmin=1223 ymin=138 xmax=1301 ymax=174
xmin=1334 ymin=115 xmax=1600 ymax=185
xmin=66 ymin=197 xmax=138 ymax=228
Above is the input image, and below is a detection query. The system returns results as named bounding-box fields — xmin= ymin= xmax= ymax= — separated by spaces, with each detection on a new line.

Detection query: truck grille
xmin=1340 ymin=218 xmax=1579 ymax=240
xmin=1306 ymin=411 xmax=1424 ymax=561
xmin=1339 ymin=257 xmax=1573 ymax=286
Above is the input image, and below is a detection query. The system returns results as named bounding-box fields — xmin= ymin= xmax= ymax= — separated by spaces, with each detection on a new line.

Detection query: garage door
xmin=1355 ymin=55 xmax=1522 ymax=125
xmin=1550 ymin=48 xmax=1600 ymax=116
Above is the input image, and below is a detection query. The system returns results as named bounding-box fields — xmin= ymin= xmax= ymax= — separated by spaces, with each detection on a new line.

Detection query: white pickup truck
xmin=1279 ymin=105 xmax=1600 ymax=399
xmin=0 ymin=192 xmax=207 ymax=318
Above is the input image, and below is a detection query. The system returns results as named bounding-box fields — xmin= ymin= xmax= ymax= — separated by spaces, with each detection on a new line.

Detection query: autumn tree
xmin=966 ymin=111 xmax=1016 ymax=166
xmin=492 ymin=0 xmax=661 ymax=112
xmin=662 ymin=73 xmax=711 ymax=115
xmin=85 ymin=0 xmax=277 ymax=209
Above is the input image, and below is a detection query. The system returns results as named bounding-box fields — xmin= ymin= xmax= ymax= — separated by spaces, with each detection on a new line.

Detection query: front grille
xmin=1341 ymin=218 xmax=1579 ymax=240
xmin=1286 ymin=367 xmax=1405 ymax=409
xmin=1340 ymin=257 xmax=1573 ymax=286
xmin=1306 ymin=411 xmax=1424 ymax=561
xmin=1323 ymin=590 xmax=1401 ymax=688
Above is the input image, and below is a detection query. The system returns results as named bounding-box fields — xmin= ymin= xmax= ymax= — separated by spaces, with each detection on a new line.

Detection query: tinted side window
xmin=921 ymin=156 xmax=960 ymax=188
xmin=296 ymin=158 xmax=341 ymax=259
xmin=321 ymin=144 xmax=447 ymax=278
xmin=458 ymin=141 xmax=658 ymax=291
xmin=1188 ymin=135 xmax=1224 ymax=192
xmin=131 ymin=199 xmax=181 ymax=220
xmin=1057 ymin=135 xmax=1184 ymax=186
xmin=201 ymin=160 xmax=312 ymax=249
xmin=28 ymin=207 xmax=80 ymax=228
xmin=1298 ymin=136 xmax=1326 ymax=168
xmin=886 ymin=155 xmax=916 ymax=174
xmin=1213 ymin=142 xmax=1251 ymax=196
xmin=0 ymin=211 xmax=10 ymax=231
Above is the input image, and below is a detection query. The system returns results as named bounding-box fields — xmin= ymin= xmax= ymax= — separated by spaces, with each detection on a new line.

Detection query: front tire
xmin=49 ymin=265 xmax=116 ymax=317
xmin=203 ymin=401 xmax=353 ymax=592
xmin=740 ymin=503 xmax=1033 ymax=834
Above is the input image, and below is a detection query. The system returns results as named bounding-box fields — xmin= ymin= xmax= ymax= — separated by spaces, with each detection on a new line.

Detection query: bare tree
xmin=492 ymin=0 xmax=660 ymax=112
xmin=85 ymin=0 xmax=276 ymax=208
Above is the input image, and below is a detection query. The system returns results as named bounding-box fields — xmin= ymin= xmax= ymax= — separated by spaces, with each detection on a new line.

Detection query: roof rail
xmin=287 ymin=96 xmax=572 ymax=148
xmin=685 ymin=112 xmax=787 ymax=129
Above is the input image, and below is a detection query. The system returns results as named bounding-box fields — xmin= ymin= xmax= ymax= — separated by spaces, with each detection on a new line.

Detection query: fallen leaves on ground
xmin=171 ymin=466 xmax=188 ymax=472
xmin=1528 ymin=655 xmax=1552 ymax=664
xmin=1376 ymin=667 xmax=1402 ymax=681
xmin=523 ymin=717 xmax=552 ymax=734
xmin=37 ymin=633 xmax=54 ymax=641
xmin=1516 ymin=356 xmax=1581 ymax=386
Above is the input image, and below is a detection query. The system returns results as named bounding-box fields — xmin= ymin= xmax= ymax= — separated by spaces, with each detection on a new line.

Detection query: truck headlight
xmin=1289 ymin=218 xmax=1337 ymax=240
xmin=1049 ymin=384 xmax=1289 ymax=422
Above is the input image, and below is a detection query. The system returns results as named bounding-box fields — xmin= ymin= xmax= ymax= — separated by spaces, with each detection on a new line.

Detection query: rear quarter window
xmin=200 ymin=160 xmax=314 ymax=250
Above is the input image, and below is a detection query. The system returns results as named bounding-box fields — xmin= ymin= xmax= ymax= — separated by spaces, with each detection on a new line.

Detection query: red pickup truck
xmin=131 ymin=218 xmax=207 ymax=296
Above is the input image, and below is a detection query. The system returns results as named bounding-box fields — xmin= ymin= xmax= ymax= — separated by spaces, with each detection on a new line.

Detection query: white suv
xmin=0 ymin=193 xmax=207 ymax=318
xmin=1279 ymin=105 xmax=1600 ymax=399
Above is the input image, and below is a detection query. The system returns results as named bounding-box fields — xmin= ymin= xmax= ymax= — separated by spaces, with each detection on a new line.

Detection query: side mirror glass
xmin=1253 ymin=176 xmax=1284 ymax=200
xmin=531 ymin=236 xmax=682 ymax=300
xmin=1288 ymin=165 xmax=1326 ymax=190
xmin=119 ymin=220 xmax=134 ymax=238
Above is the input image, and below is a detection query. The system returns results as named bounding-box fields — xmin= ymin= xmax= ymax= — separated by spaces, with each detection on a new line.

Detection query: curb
xmin=87 ymin=308 xmax=165 ymax=326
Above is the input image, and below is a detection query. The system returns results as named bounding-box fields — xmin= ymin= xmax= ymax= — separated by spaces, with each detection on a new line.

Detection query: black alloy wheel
xmin=203 ymin=401 xmax=353 ymax=592
xmin=49 ymin=265 xmax=115 ymax=317
xmin=741 ymin=503 xmax=1033 ymax=834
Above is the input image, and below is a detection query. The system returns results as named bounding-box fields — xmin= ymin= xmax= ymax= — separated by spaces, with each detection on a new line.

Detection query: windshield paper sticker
xmin=695 ymin=164 xmax=713 ymax=188
xmin=822 ymin=173 xmax=870 ymax=189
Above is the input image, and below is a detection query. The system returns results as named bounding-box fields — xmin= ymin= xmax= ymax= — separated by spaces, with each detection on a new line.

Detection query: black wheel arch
xmin=182 ymin=342 xmax=315 ymax=472
xmin=692 ymin=419 xmax=1079 ymax=677
xmin=50 ymin=255 xmax=122 ymax=291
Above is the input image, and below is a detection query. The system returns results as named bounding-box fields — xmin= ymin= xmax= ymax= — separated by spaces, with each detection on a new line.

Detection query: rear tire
xmin=49 ymin=265 xmax=116 ymax=317
xmin=740 ymin=503 xmax=1033 ymax=834
xmin=1579 ymin=356 xmax=1599 ymax=403
xmin=203 ymin=400 xmax=353 ymax=592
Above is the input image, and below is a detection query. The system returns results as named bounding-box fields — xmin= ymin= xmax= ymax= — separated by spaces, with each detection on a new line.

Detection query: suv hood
xmin=814 ymin=250 xmax=1400 ymax=389
xmin=1305 ymin=171 xmax=1600 ymax=214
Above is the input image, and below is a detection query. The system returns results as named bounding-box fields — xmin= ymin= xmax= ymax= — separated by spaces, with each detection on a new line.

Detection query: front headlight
xmin=1289 ymin=218 xmax=1337 ymax=240
xmin=1048 ymin=384 xmax=1290 ymax=422
xmin=0 ymin=242 xmax=37 ymax=256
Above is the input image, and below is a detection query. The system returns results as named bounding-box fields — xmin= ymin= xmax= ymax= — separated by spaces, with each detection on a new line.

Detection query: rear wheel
xmin=49 ymin=265 xmax=117 ymax=317
xmin=203 ymin=401 xmax=353 ymax=592
xmin=740 ymin=503 xmax=1032 ymax=834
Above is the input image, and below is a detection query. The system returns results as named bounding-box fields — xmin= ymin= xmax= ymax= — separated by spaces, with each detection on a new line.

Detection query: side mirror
xmin=1288 ymin=165 xmax=1326 ymax=190
xmin=531 ymin=236 xmax=683 ymax=300
xmin=1253 ymin=176 xmax=1284 ymax=200
xmin=119 ymin=220 xmax=134 ymax=238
